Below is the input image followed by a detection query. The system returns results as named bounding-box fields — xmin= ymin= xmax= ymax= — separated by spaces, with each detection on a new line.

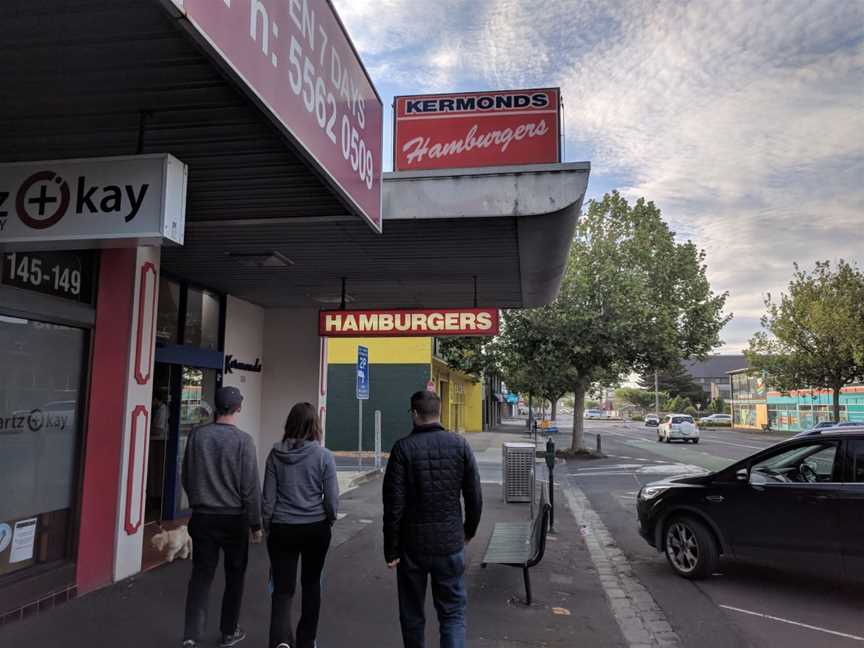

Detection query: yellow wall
xmin=328 ymin=337 xmax=433 ymax=365
xmin=432 ymin=358 xmax=483 ymax=433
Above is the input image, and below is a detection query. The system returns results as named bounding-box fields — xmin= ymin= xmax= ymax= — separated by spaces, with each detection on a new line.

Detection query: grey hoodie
xmin=262 ymin=439 xmax=339 ymax=530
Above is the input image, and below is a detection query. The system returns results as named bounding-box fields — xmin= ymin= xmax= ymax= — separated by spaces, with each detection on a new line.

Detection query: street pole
xmin=545 ymin=438 xmax=556 ymax=533
xmin=654 ymin=370 xmax=660 ymax=417
xmin=358 ymin=399 xmax=363 ymax=467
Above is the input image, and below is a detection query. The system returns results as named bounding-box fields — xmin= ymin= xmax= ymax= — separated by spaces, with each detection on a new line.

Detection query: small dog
xmin=151 ymin=525 xmax=193 ymax=562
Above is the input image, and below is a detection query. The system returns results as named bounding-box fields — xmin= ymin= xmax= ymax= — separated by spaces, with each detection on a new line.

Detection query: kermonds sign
xmin=394 ymin=88 xmax=560 ymax=172
xmin=0 ymin=154 xmax=187 ymax=250
xmin=319 ymin=308 xmax=499 ymax=337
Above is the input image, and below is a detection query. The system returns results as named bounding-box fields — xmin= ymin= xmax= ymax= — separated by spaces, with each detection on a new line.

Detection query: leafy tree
xmin=747 ymin=260 xmax=864 ymax=421
xmin=614 ymin=387 xmax=658 ymax=411
xmin=707 ymin=398 xmax=727 ymax=414
xmin=497 ymin=192 xmax=729 ymax=450
xmin=638 ymin=363 xmax=706 ymax=406
xmin=436 ymin=336 xmax=488 ymax=378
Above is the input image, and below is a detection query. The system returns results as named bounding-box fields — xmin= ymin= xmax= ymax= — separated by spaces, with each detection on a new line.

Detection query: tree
xmin=497 ymin=192 xmax=729 ymax=451
xmin=747 ymin=260 xmax=864 ymax=421
xmin=638 ymin=363 xmax=707 ymax=406
xmin=614 ymin=387 xmax=658 ymax=411
xmin=436 ymin=336 xmax=488 ymax=378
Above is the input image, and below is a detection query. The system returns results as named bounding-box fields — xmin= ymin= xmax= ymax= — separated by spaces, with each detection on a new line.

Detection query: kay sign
xmin=172 ymin=0 xmax=383 ymax=231
xmin=0 ymin=154 xmax=187 ymax=250
xmin=319 ymin=308 xmax=500 ymax=337
xmin=394 ymin=88 xmax=560 ymax=172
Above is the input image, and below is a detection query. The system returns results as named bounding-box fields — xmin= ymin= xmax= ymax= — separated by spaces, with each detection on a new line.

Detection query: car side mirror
xmin=736 ymin=468 xmax=749 ymax=482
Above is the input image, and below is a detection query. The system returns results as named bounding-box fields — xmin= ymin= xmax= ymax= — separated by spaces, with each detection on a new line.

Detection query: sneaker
xmin=181 ymin=641 xmax=196 ymax=647
xmin=275 ymin=644 xmax=291 ymax=648
xmin=220 ymin=627 xmax=247 ymax=647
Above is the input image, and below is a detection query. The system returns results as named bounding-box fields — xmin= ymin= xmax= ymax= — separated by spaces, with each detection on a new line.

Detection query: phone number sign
xmin=172 ymin=0 xmax=383 ymax=231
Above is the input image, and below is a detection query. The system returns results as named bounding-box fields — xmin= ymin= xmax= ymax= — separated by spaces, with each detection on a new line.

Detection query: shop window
xmin=156 ymin=277 xmax=181 ymax=345
xmin=0 ymin=316 xmax=86 ymax=578
xmin=175 ymin=367 xmax=218 ymax=513
xmin=184 ymin=288 xmax=220 ymax=351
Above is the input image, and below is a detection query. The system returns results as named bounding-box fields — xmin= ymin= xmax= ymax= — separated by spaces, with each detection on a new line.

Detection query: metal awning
xmin=0 ymin=1 xmax=590 ymax=310
xmin=165 ymin=163 xmax=589 ymax=308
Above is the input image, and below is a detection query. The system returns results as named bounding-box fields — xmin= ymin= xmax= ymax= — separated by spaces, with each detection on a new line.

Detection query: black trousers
xmin=184 ymin=514 xmax=249 ymax=641
xmin=267 ymin=520 xmax=332 ymax=648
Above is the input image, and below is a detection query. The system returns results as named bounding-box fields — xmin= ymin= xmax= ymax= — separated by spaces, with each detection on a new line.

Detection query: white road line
xmin=720 ymin=605 xmax=864 ymax=642
xmin=574 ymin=464 xmax=644 ymax=471
xmin=569 ymin=471 xmax=638 ymax=477
xmin=697 ymin=438 xmax=766 ymax=450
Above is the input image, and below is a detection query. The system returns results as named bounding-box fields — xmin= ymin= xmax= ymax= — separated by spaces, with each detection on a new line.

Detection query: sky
xmin=334 ymin=0 xmax=864 ymax=353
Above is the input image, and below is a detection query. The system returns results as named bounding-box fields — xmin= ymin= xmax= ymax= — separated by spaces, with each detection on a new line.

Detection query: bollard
xmin=545 ymin=438 xmax=556 ymax=532
xmin=596 ymin=433 xmax=602 ymax=454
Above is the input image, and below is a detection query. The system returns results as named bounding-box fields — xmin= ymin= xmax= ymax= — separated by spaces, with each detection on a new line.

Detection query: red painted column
xmin=77 ymin=248 xmax=137 ymax=594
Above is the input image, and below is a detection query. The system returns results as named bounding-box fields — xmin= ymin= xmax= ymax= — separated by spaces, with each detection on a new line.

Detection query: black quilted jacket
xmin=383 ymin=423 xmax=483 ymax=562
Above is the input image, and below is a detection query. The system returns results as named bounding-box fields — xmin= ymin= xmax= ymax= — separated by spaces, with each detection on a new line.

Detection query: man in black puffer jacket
xmin=383 ymin=390 xmax=483 ymax=648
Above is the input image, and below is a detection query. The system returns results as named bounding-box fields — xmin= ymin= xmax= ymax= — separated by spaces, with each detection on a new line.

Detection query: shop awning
xmin=0 ymin=1 xmax=590 ymax=310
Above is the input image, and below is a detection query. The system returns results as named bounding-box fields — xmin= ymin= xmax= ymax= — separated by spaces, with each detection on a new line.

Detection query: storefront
xmin=1 ymin=0 xmax=589 ymax=624
xmin=729 ymin=369 xmax=864 ymax=432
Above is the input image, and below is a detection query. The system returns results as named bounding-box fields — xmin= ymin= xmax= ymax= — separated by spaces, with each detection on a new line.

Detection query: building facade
xmin=683 ymin=355 xmax=747 ymax=401
xmin=729 ymin=369 xmax=864 ymax=432
xmin=325 ymin=337 xmax=483 ymax=452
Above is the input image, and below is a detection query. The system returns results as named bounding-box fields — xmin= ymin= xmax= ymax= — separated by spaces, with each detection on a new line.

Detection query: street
xmin=554 ymin=418 xmax=864 ymax=648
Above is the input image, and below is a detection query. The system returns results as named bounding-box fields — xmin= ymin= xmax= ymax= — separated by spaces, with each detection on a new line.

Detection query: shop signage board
xmin=319 ymin=308 xmax=500 ymax=337
xmin=393 ymin=88 xmax=560 ymax=172
xmin=0 ymin=154 xmax=187 ymax=251
xmin=169 ymin=0 xmax=383 ymax=232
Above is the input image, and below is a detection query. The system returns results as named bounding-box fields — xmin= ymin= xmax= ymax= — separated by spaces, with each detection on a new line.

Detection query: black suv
xmin=637 ymin=427 xmax=864 ymax=580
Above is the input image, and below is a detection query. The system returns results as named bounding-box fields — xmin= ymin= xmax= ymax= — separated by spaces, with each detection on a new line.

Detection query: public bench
xmin=480 ymin=486 xmax=551 ymax=605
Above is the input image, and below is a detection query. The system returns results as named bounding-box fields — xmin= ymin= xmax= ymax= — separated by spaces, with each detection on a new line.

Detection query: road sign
xmin=357 ymin=345 xmax=369 ymax=400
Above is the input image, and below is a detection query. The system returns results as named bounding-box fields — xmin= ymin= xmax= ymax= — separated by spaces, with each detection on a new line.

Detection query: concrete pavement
xmin=0 ymin=427 xmax=625 ymax=647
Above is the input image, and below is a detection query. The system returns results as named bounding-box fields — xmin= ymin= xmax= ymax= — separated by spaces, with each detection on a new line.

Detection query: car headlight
xmin=638 ymin=485 xmax=671 ymax=501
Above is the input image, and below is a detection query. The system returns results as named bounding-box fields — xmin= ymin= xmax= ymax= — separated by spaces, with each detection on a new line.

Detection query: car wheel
xmin=693 ymin=439 xmax=699 ymax=444
xmin=664 ymin=517 xmax=719 ymax=579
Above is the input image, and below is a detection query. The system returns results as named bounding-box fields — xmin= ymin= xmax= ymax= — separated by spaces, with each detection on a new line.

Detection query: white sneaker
xmin=276 ymin=644 xmax=291 ymax=648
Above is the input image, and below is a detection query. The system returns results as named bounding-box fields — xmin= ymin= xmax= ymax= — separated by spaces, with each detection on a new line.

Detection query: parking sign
xmin=357 ymin=345 xmax=369 ymax=400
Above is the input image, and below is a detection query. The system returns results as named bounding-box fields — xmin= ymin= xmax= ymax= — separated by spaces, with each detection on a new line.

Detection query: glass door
xmin=146 ymin=364 xmax=176 ymax=524
xmin=172 ymin=367 xmax=218 ymax=516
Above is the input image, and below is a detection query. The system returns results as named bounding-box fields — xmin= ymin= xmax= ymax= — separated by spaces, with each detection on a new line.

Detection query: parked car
xmin=657 ymin=414 xmax=699 ymax=443
xmin=584 ymin=409 xmax=606 ymax=420
xmin=644 ymin=414 xmax=660 ymax=427
xmin=637 ymin=427 xmax=864 ymax=580
xmin=794 ymin=420 xmax=847 ymax=437
xmin=698 ymin=413 xmax=731 ymax=425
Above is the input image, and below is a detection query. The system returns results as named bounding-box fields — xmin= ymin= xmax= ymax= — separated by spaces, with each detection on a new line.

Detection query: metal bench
xmin=480 ymin=486 xmax=551 ymax=605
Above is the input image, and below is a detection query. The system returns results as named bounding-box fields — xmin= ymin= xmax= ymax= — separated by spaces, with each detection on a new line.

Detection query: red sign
xmin=393 ymin=88 xmax=560 ymax=172
xmin=319 ymin=308 xmax=499 ymax=337
xmin=172 ymin=0 xmax=383 ymax=231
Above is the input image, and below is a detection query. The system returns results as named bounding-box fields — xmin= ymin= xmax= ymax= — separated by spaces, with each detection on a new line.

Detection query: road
xmin=549 ymin=418 xmax=864 ymax=648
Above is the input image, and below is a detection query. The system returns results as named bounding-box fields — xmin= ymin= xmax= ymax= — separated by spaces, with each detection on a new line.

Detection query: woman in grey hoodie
xmin=262 ymin=402 xmax=338 ymax=648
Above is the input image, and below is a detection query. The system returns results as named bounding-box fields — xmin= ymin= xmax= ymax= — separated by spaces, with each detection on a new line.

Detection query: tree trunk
xmin=832 ymin=385 xmax=842 ymax=422
xmin=571 ymin=383 xmax=587 ymax=451
xmin=551 ymin=399 xmax=558 ymax=421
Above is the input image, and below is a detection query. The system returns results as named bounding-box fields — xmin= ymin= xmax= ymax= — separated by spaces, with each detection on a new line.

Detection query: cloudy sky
xmin=334 ymin=0 xmax=864 ymax=352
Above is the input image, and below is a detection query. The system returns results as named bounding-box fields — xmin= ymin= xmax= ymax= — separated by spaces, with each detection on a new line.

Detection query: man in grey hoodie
xmin=262 ymin=402 xmax=338 ymax=648
xmin=181 ymin=386 xmax=261 ymax=648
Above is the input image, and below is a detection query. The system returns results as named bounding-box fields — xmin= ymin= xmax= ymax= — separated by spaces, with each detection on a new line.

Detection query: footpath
xmin=1 ymin=426 xmax=625 ymax=647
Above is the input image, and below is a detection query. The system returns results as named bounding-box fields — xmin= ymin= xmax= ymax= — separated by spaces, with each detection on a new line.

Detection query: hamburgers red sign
xmin=319 ymin=308 xmax=499 ymax=337
xmin=394 ymin=88 xmax=560 ymax=172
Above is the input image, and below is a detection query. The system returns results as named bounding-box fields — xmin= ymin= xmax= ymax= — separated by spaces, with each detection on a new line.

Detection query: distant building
xmin=728 ymin=368 xmax=864 ymax=431
xmin=683 ymin=355 xmax=748 ymax=400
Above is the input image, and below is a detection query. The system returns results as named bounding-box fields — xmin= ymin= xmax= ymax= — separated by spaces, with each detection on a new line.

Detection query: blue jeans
xmin=397 ymin=549 xmax=466 ymax=648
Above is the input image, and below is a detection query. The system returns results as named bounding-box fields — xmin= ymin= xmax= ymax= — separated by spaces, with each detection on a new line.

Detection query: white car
xmin=657 ymin=414 xmax=699 ymax=443
xmin=698 ymin=413 xmax=731 ymax=424
xmin=584 ymin=409 xmax=606 ymax=420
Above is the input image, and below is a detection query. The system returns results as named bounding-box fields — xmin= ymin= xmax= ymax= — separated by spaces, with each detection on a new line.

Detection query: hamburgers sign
xmin=319 ymin=308 xmax=499 ymax=337
xmin=394 ymin=88 xmax=560 ymax=172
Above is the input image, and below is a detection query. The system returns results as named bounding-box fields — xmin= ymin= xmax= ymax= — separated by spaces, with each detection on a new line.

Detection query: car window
xmin=751 ymin=442 xmax=838 ymax=484
xmin=849 ymin=440 xmax=864 ymax=483
xmin=683 ymin=416 xmax=694 ymax=423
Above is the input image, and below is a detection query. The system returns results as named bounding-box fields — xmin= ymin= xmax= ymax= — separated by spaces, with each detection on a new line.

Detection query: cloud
xmin=334 ymin=0 xmax=864 ymax=350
